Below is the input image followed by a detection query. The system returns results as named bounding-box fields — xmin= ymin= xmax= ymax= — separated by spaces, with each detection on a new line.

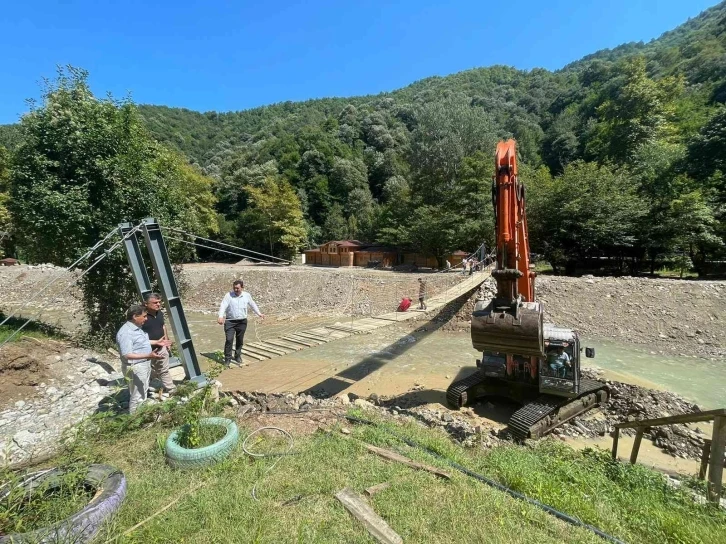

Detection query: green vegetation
xmin=7 ymin=67 xmax=218 ymax=344
xmin=175 ymin=363 xmax=225 ymax=449
xmin=0 ymin=464 xmax=94 ymax=535
xmin=7 ymin=405 xmax=719 ymax=543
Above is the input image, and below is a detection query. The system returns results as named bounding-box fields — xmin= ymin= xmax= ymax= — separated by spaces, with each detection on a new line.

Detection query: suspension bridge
xmin=0 ymin=219 xmax=491 ymax=396
xmin=214 ymin=268 xmax=491 ymax=396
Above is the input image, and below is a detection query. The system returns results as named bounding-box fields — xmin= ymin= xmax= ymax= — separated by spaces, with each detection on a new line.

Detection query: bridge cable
xmin=162 ymin=235 xmax=287 ymax=266
xmin=0 ymin=227 xmax=118 ymax=329
xmin=161 ymin=226 xmax=291 ymax=264
xmin=0 ymin=226 xmax=141 ymax=351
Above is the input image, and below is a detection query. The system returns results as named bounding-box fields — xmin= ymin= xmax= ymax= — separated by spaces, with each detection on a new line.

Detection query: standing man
xmin=417 ymin=277 xmax=427 ymax=310
xmin=116 ymin=305 xmax=166 ymax=413
xmin=217 ymin=280 xmax=265 ymax=366
xmin=142 ymin=292 xmax=176 ymax=394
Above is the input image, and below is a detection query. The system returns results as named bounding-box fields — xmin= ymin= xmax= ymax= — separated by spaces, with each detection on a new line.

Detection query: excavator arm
xmin=492 ymin=140 xmax=535 ymax=303
xmin=471 ymin=139 xmax=544 ymax=357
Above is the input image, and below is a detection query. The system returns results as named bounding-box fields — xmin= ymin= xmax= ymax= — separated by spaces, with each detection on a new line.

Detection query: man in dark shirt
xmin=142 ymin=293 xmax=175 ymax=393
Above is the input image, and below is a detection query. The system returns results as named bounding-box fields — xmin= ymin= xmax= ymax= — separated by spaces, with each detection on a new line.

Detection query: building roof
xmin=334 ymin=240 xmax=365 ymax=248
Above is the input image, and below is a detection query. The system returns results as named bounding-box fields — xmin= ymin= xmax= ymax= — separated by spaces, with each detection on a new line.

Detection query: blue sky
xmin=0 ymin=0 xmax=720 ymax=124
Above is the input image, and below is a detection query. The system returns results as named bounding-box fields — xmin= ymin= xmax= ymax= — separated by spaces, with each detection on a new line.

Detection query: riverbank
xmin=8 ymin=398 xmax=723 ymax=543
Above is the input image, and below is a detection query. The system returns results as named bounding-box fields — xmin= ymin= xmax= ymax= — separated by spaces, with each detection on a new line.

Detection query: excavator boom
xmin=470 ymin=139 xmax=544 ymax=357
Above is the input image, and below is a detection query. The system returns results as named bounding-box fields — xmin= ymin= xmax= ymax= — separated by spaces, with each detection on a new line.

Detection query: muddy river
xmin=182 ymin=313 xmax=726 ymax=409
xmin=10 ymin=304 xmax=724 ymax=409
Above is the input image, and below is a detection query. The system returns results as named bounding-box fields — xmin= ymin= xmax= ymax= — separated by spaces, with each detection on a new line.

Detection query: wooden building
xmin=304 ymin=240 xmax=469 ymax=269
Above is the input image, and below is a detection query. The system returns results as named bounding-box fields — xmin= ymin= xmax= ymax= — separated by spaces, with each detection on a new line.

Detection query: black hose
xmin=345 ymin=415 xmax=627 ymax=544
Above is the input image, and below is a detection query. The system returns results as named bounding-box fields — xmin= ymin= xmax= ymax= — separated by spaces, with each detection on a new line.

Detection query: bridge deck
xmin=215 ymin=271 xmax=490 ymax=391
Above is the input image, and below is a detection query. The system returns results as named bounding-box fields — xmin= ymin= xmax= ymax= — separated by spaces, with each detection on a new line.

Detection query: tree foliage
xmin=242 ymin=175 xmax=307 ymax=258
xmin=9 ymin=67 xmax=217 ymax=341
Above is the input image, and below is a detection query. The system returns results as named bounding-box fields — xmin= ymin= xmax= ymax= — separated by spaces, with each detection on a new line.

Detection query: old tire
xmin=165 ymin=417 xmax=239 ymax=469
xmin=0 ymin=464 xmax=126 ymax=544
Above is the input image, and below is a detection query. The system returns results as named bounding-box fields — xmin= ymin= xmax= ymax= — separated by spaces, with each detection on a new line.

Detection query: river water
xmin=184 ymin=313 xmax=724 ymax=409
xmin=583 ymin=339 xmax=726 ymax=409
xmin=9 ymin=305 xmax=724 ymax=409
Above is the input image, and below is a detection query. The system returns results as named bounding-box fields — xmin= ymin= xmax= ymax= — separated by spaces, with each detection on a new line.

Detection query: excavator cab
xmin=538 ymin=326 xmax=595 ymax=398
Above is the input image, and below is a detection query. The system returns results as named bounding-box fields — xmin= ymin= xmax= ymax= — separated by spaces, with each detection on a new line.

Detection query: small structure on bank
xmin=304 ymin=240 xmax=469 ymax=269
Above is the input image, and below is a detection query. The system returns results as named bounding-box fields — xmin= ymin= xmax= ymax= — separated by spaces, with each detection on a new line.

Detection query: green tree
xmin=527 ymin=161 xmax=647 ymax=272
xmin=409 ymin=96 xmax=497 ymax=205
xmin=665 ymin=190 xmax=723 ymax=276
xmin=10 ymin=67 xmax=217 ymax=341
xmin=0 ymin=146 xmax=10 ymax=257
xmin=687 ymin=106 xmax=726 ymax=185
xmin=322 ymin=202 xmax=348 ymax=241
xmin=242 ymin=175 xmax=307 ymax=258
xmin=586 ymin=57 xmax=683 ymax=163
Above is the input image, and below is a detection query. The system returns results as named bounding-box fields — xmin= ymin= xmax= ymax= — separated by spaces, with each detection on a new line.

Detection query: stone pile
xmin=0 ymin=351 xmax=124 ymax=466
xmin=559 ymin=369 xmax=708 ymax=459
xmin=225 ymin=389 xmax=498 ymax=450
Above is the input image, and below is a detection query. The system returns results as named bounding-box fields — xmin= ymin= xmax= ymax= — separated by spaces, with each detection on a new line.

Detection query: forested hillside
xmin=2 ymin=1 xmax=725 ymax=275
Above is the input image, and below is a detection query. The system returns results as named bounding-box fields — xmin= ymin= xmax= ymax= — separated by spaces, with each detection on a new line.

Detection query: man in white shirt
xmin=116 ymin=305 xmax=168 ymax=412
xmin=217 ymin=280 xmax=265 ymax=366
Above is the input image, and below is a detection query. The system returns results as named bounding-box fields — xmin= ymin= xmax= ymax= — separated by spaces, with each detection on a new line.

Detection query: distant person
xmin=397 ymin=297 xmax=412 ymax=312
xmin=462 ymin=258 xmax=469 ymax=276
xmin=116 ymin=305 xmax=166 ymax=413
xmin=445 ymin=259 xmax=451 ymax=271
xmin=217 ymin=280 xmax=265 ymax=366
xmin=547 ymin=346 xmax=571 ymax=378
xmin=142 ymin=292 xmax=176 ymax=394
xmin=418 ymin=278 xmax=427 ymax=310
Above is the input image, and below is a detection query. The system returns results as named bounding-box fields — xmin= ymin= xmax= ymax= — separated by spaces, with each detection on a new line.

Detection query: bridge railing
xmin=611 ymin=408 xmax=726 ymax=503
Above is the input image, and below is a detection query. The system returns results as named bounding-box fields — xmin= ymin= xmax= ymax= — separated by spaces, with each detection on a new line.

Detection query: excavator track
xmin=446 ymin=375 xmax=608 ymax=440
xmin=446 ymin=373 xmax=486 ymax=409
xmin=508 ymin=379 xmax=608 ymax=439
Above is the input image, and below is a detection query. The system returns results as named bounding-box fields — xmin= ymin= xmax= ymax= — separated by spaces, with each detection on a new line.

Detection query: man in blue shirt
xmin=217 ymin=280 xmax=265 ymax=366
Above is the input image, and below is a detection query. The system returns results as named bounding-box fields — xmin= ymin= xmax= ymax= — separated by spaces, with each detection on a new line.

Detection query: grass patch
xmin=15 ymin=406 xmax=718 ymax=543
xmin=0 ymin=312 xmax=65 ymax=344
xmin=0 ymin=466 xmax=95 ymax=535
xmin=174 ymin=423 xmax=227 ymax=449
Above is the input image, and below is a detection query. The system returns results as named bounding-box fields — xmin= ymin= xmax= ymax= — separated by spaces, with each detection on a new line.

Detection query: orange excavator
xmin=446 ymin=140 xmax=608 ymax=439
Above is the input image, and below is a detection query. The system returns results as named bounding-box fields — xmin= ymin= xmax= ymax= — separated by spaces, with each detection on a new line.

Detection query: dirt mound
xmin=0 ymin=339 xmax=57 ymax=406
xmin=537 ymin=275 xmax=726 ymax=358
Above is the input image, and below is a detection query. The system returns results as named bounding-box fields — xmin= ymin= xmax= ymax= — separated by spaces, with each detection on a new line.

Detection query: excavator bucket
xmin=471 ymin=299 xmax=544 ymax=357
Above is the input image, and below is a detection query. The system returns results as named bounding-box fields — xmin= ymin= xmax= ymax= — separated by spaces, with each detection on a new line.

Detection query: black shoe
xmin=234 ymin=357 xmax=242 ymax=365
xmin=223 ymin=359 xmax=232 ymax=367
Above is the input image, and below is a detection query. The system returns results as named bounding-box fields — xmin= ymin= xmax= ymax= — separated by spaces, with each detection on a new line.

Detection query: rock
xmin=354 ymin=398 xmax=374 ymax=409
xmin=338 ymin=393 xmax=351 ymax=405
xmin=341 ymin=428 xmax=351 ymax=435
xmin=442 ymin=413 xmax=454 ymax=422
xmin=14 ymin=400 xmax=25 ymax=409
xmin=13 ymin=430 xmax=41 ymax=450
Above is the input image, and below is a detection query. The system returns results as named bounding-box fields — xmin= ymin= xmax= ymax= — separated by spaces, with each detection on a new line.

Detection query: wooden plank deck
xmin=226 ymin=270 xmax=489 ymax=365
